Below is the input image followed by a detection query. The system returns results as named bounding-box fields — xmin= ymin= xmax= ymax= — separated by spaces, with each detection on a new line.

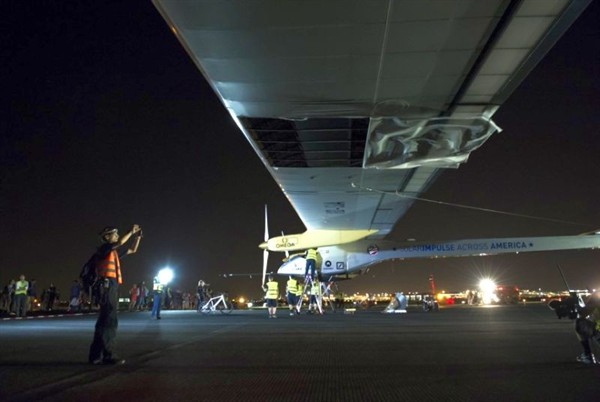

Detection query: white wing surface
xmin=153 ymin=0 xmax=590 ymax=237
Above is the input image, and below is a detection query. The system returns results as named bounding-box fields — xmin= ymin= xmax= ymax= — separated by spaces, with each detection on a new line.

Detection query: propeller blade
xmin=264 ymin=204 xmax=269 ymax=242
xmin=262 ymin=204 xmax=269 ymax=285
xmin=262 ymin=248 xmax=269 ymax=286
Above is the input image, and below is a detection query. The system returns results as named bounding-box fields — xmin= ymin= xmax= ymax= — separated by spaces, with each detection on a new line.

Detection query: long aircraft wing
xmin=153 ymin=0 xmax=591 ymax=239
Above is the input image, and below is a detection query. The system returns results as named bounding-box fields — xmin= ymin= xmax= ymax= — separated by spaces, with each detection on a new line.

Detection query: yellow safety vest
xmin=265 ymin=281 xmax=278 ymax=299
xmin=306 ymin=248 xmax=317 ymax=260
xmin=286 ymin=278 xmax=298 ymax=294
xmin=311 ymin=283 xmax=321 ymax=296
xmin=15 ymin=280 xmax=28 ymax=295
xmin=296 ymin=284 xmax=304 ymax=297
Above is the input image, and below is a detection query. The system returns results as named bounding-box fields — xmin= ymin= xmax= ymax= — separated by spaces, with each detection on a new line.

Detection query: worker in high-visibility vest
xmin=286 ymin=276 xmax=298 ymax=316
xmin=89 ymin=225 xmax=142 ymax=366
xmin=295 ymin=281 xmax=304 ymax=314
xmin=309 ymin=278 xmax=322 ymax=314
xmin=304 ymin=248 xmax=318 ymax=280
xmin=262 ymin=274 xmax=279 ymax=318
xmin=14 ymin=274 xmax=29 ymax=317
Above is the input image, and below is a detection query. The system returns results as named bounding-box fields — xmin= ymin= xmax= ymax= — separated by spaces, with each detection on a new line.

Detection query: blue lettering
xmin=490 ymin=242 xmax=528 ymax=250
xmin=457 ymin=243 xmax=489 ymax=251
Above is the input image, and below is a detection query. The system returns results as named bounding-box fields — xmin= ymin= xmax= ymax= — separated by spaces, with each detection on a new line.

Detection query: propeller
xmin=262 ymin=204 xmax=269 ymax=286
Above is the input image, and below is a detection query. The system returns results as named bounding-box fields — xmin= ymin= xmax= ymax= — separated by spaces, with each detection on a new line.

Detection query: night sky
xmin=2 ymin=1 xmax=599 ymax=299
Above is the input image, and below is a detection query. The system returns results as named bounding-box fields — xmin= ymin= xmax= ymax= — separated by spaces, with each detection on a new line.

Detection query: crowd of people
xmin=127 ymin=279 xmax=212 ymax=312
xmin=0 ymin=275 xmax=217 ymax=317
xmin=0 ymin=275 xmax=64 ymax=317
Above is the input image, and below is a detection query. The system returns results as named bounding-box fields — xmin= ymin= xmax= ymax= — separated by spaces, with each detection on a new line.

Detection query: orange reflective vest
xmin=96 ymin=250 xmax=122 ymax=284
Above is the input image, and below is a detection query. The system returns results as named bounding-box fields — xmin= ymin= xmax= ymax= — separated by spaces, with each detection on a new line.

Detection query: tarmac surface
xmin=1 ymin=303 xmax=600 ymax=401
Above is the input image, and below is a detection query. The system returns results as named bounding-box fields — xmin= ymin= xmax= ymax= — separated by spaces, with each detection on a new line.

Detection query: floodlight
xmin=479 ymin=278 xmax=498 ymax=305
xmin=157 ymin=267 xmax=174 ymax=285
xmin=479 ymin=278 xmax=496 ymax=293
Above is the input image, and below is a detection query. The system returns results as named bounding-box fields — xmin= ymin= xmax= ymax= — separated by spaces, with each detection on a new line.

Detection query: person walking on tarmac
xmin=304 ymin=248 xmax=318 ymax=280
xmin=286 ymin=276 xmax=298 ymax=316
xmin=263 ymin=274 xmax=279 ymax=318
xmin=151 ymin=276 xmax=164 ymax=320
xmin=575 ymin=290 xmax=600 ymax=364
xmin=88 ymin=224 xmax=142 ymax=365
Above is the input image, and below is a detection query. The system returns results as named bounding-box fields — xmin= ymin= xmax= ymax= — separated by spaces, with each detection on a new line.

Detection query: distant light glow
xmin=157 ymin=267 xmax=174 ymax=285
xmin=479 ymin=278 xmax=498 ymax=305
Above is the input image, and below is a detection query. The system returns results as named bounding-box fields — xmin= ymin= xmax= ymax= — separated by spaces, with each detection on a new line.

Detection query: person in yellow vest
xmin=295 ymin=280 xmax=304 ymax=314
xmin=309 ymin=278 xmax=322 ymax=314
xmin=14 ymin=274 xmax=29 ymax=317
xmin=262 ymin=274 xmax=279 ymax=318
xmin=89 ymin=224 xmax=142 ymax=365
xmin=304 ymin=248 xmax=318 ymax=280
xmin=286 ymin=276 xmax=298 ymax=316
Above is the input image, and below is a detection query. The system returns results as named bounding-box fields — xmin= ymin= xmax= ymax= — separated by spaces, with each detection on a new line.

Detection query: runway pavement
xmin=1 ymin=303 xmax=599 ymax=401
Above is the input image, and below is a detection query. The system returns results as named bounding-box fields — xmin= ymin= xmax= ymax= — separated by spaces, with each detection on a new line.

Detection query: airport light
xmin=479 ymin=278 xmax=498 ymax=305
xmin=157 ymin=267 xmax=174 ymax=285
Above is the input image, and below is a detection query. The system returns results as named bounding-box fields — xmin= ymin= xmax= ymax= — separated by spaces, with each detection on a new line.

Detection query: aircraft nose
xmin=259 ymin=242 xmax=268 ymax=250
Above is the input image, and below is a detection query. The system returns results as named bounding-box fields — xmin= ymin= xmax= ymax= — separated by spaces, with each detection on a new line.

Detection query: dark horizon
xmin=2 ymin=1 xmax=599 ymax=299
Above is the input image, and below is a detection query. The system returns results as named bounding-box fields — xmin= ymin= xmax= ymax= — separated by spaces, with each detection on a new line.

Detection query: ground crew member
xmin=88 ymin=224 xmax=141 ymax=365
xmin=14 ymin=274 xmax=29 ymax=317
xmin=262 ymin=274 xmax=279 ymax=318
xmin=151 ymin=276 xmax=164 ymax=320
xmin=295 ymin=280 xmax=304 ymax=314
xmin=309 ymin=278 xmax=322 ymax=314
xmin=304 ymin=248 xmax=318 ymax=280
xmin=575 ymin=291 xmax=600 ymax=364
xmin=286 ymin=276 xmax=298 ymax=316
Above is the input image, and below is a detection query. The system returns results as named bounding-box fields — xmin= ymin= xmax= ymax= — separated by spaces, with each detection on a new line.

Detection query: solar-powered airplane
xmin=153 ymin=0 xmax=597 ymax=284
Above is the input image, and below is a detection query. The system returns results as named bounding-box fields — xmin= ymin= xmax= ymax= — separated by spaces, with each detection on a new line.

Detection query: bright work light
xmin=157 ymin=267 xmax=174 ymax=285
xmin=479 ymin=278 xmax=498 ymax=305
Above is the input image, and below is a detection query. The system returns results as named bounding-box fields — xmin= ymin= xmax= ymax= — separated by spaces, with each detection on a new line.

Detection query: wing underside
xmin=153 ymin=0 xmax=590 ymax=237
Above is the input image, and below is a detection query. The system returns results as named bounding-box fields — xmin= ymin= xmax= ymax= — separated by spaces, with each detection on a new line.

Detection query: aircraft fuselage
xmin=277 ymin=234 xmax=600 ymax=278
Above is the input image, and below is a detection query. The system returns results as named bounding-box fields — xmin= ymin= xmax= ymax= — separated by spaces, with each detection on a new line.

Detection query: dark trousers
xmin=14 ymin=294 xmax=27 ymax=317
xmin=305 ymin=259 xmax=316 ymax=278
xmin=152 ymin=292 xmax=162 ymax=318
xmin=89 ymin=279 xmax=118 ymax=362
